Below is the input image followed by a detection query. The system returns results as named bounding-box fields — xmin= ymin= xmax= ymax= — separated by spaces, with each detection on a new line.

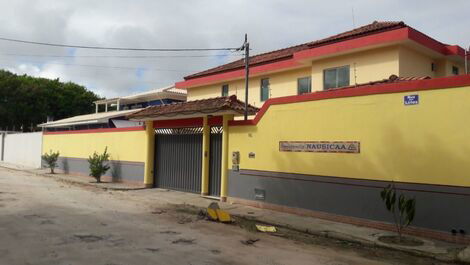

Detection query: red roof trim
xmin=293 ymin=27 xmax=408 ymax=60
xmin=176 ymin=59 xmax=301 ymax=88
xmin=43 ymin=126 xmax=145 ymax=135
xmin=176 ymin=27 xmax=465 ymax=89
xmin=229 ymin=74 xmax=470 ymax=126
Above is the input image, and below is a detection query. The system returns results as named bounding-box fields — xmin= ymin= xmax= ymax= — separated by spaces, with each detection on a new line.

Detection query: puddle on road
xmin=159 ymin=230 xmax=181 ymax=235
xmin=74 ymin=234 xmax=105 ymax=243
xmin=172 ymin=238 xmax=196 ymax=245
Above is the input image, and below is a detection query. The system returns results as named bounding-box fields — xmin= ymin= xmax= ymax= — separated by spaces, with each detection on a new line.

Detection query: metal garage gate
xmin=208 ymin=126 xmax=222 ymax=197
xmin=154 ymin=127 xmax=203 ymax=193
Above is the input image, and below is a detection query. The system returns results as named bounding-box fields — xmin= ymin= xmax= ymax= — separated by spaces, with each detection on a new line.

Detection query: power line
xmin=0 ymin=36 xmax=241 ymax=51
xmin=0 ymin=53 xmax=244 ymax=59
xmin=0 ymin=58 xmax=194 ymax=72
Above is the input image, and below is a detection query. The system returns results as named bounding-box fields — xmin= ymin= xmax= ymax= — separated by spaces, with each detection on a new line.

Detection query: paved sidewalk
xmin=1 ymin=161 xmax=469 ymax=263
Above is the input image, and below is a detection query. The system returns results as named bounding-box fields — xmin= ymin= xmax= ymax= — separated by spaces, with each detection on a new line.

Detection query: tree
xmin=42 ymin=150 xmax=60 ymax=174
xmin=87 ymin=147 xmax=110 ymax=183
xmin=0 ymin=70 xmax=101 ymax=131
xmin=380 ymin=183 xmax=416 ymax=241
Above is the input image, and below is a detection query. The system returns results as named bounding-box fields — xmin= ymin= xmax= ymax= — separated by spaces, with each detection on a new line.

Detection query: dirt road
xmin=0 ymin=167 xmax=454 ymax=265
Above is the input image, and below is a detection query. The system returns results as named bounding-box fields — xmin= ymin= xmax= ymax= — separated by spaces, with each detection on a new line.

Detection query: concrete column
xmin=95 ymin=104 xmax=98 ymax=113
xmin=117 ymin=99 xmax=121 ymax=111
xmin=201 ymin=116 xmax=210 ymax=196
xmin=105 ymin=103 xmax=108 ymax=112
xmin=220 ymin=114 xmax=233 ymax=201
xmin=143 ymin=120 xmax=155 ymax=188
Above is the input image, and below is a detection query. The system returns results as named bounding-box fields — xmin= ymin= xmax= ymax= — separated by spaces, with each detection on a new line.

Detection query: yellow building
xmin=177 ymin=21 xmax=467 ymax=108
xmin=42 ymin=21 xmax=470 ymax=242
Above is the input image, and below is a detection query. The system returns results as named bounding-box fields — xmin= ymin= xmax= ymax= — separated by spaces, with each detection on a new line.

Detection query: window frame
xmin=221 ymin=84 xmax=229 ymax=97
xmin=297 ymin=76 xmax=312 ymax=95
xmin=260 ymin=78 xmax=270 ymax=102
xmin=323 ymin=65 xmax=350 ymax=90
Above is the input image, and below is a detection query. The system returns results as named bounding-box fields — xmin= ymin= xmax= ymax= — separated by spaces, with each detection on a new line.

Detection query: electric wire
xmin=0 ymin=36 xmax=242 ymax=51
xmin=0 ymin=53 xmax=244 ymax=59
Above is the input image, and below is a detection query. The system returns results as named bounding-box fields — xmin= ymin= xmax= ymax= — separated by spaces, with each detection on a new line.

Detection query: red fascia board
xmin=293 ymin=27 xmax=410 ymax=61
xmin=153 ymin=116 xmax=223 ymax=128
xmin=175 ymin=59 xmax=301 ymax=89
xmin=444 ymin=45 xmax=466 ymax=57
xmin=154 ymin=118 xmax=202 ymax=128
xmin=176 ymin=28 xmax=411 ymax=89
xmin=407 ymin=29 xmax=465 ymax=58
xmin=229 ymin=74 xmax=470 ymax=126
xmin=43 ymin=126 xmax=145 ymax=135
xmin=177 ymin=27 xmax=465 ymax=89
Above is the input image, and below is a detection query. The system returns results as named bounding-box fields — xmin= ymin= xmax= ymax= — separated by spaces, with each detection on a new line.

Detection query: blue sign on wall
xmin=404 ymin=95 xmax=419 ymax=105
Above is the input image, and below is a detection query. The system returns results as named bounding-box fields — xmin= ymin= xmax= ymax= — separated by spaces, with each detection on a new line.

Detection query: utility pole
xmin=466 ymin=46 xmax=469 ymax=74
xmin=243 ymin=34 xmax=250 ymax=120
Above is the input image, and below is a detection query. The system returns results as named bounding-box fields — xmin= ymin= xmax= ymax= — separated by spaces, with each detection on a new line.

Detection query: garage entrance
xmin=154 ymin=126 xmax=223 ymax=196
xmin=154 ymin=127 xmax=203 ymax=193
xmin=208 ymin=126 xmax=222 ymax=197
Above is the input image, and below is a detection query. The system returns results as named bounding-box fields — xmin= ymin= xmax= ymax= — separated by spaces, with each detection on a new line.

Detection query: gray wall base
xmin=53 ymin=157 xmax=144 ymax=183
xmin=228 ymin=169 xmax=470 ymax=234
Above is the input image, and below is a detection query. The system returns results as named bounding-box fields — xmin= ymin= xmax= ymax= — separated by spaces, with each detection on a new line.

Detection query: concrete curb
xmin=167 ymin=203 xmax=465 ymax=264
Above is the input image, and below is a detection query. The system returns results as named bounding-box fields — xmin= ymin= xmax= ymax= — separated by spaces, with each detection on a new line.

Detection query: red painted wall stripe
xmin=43 ymin=126 xmax=145 ymax=135
xmin=153 ymin=116 xmax=223 ymax=128
xmin=229 ymin=74 xmax=470 ymax=126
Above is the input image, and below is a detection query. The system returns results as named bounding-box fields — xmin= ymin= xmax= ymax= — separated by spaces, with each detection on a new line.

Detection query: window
xmin=452 ymin=66 xmax=459 ymax=75
xmin=221 ymin=84 xmax=229 ymax=97
xmin=323 ymin=65 xmax=350 ymax=90
xmin=297 ymin=77 xmax=312 ymax=95
xmin=260 ymin=78 xmax=270 ymax=101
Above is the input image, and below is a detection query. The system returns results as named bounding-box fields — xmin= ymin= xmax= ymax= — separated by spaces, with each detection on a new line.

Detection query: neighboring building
xmin=94 ymin=85 xmax=187 ymax=113
xmin=39 ymin=85 xmax=187 ymax=131
xmin=176 ymin=21 xmax=467 ymax=107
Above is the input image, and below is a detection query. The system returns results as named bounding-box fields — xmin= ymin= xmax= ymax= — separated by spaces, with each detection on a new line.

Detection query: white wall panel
xmin=3 ymin=132 xmax=43 ymax=168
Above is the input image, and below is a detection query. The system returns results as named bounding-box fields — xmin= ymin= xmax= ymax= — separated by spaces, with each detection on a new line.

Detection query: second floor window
xmin=260 ymin=78 xmax=270 ymax=101
xmin=297 ymin=77 xmax=312 ymax=95
xmin=222 ymin=84 xmax=229 ymax=97
xmin=324 ymin=65 xmax=350 ymax=90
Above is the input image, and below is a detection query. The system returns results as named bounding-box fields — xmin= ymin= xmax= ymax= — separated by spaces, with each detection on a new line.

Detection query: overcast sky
xmin=0 ymin=0 xmax=468 ymax=98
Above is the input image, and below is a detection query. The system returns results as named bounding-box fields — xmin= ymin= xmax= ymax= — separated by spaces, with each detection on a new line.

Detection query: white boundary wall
xmin=0 ymin=133 xmax=4 ymax=161
xmin=3 ymin=132 xmax=43 ymax=168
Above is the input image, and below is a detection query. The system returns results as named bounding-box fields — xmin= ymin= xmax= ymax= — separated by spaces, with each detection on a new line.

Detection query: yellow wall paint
xmin=229 ymin=85 xmax=470 ymax=187
xmin=399 ymin=47 xmax=435 ymax=77
xmin=187 ymin=46 xmax=402 ymax=107
xmin=311 ymin=46 xmax=399 ymax=90
xmin=42 ymin=130 xmax=147 ymax=162
xmin=187 ymin=67 xmax=312 ymax=108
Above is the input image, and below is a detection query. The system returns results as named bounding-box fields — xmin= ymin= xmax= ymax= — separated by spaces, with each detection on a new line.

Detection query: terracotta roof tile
xmin=128 ymin=95 xmax=259 ymax=120
xmin=185 ymin=21 xmax=406 ymax=80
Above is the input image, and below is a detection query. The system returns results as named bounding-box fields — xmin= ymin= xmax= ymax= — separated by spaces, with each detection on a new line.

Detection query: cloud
xmin=0 ymin=0 xmax=468 ymax=98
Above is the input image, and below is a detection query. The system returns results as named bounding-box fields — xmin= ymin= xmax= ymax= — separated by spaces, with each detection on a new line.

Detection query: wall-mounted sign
xmin=279 ymin=141 xmax=360 ymax=153
xmin=404 ymin=95 xmax=419 ymax=105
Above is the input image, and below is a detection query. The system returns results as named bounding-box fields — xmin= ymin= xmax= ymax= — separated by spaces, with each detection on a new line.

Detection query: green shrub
xmin=380 ymin=183 xmax=416 ymax=240
xmin=41 ymin=150 xmax=60 ymax=174
xmin=87 ymin=147 xmax=110 ymax=183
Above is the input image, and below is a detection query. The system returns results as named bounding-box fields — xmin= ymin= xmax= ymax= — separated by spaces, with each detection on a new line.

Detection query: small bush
xmin=380 ymin=183 xmax=416 ymax=241
xmin=87 ymin=147 xmax=110 ymax=183
xmin=42 ymin=150 xmax=60 ymax=174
